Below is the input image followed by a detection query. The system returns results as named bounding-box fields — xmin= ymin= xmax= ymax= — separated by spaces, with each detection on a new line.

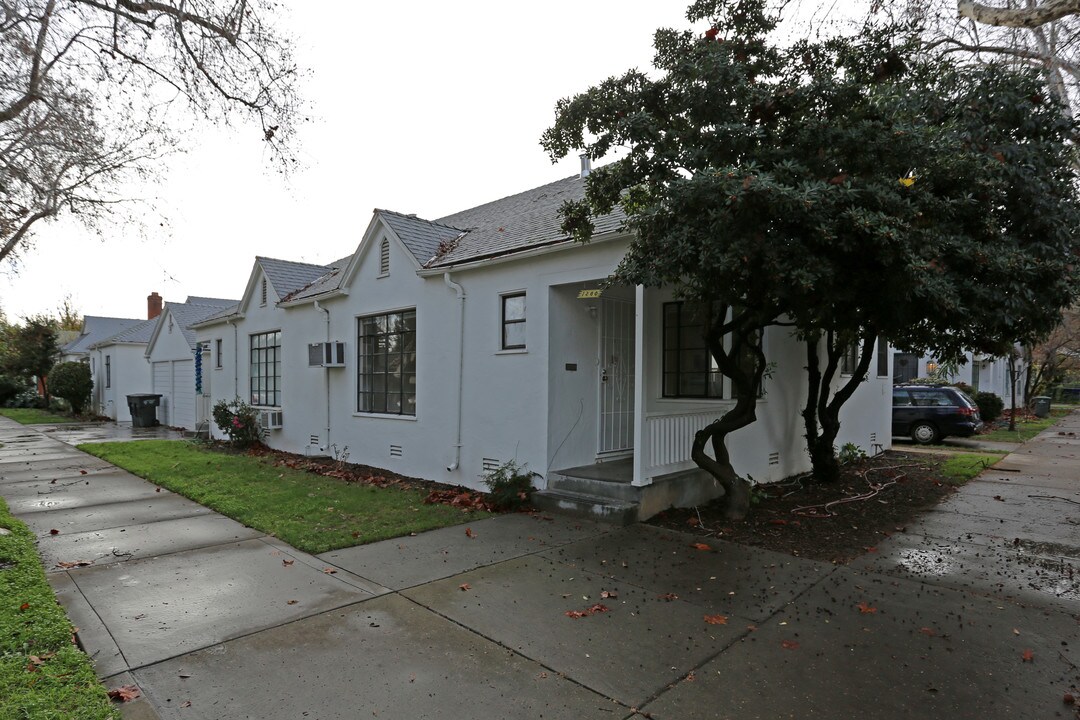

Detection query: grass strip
xmin=0 ymin=408 xmax=84 ymax=425
xmin=78 ymin=440 xmax=488 ymax=554
xmin=979 ymin=407 xmax=1071 ymax=443
xmin=0 ymin=498 xmax=118 ymax=720
xmin=938 ymin=452 xmax=1003 ymax=484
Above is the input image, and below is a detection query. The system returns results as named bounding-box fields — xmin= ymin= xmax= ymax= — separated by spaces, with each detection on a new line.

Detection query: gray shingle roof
xmin=164 ymin=299 xmax=240 ymax=349
xmin=258 ymin=257 xmax=336 ymax=299
xmin=94 ymin=316 xmax=160 ymax=346
xmin=193 ymin=303 xmax=241 ymax=326
xmin=427 ymin=174 xmax=626 ymax=267
xmin=378 ymin=210 xmax=466 ymax=266
xmin=63 ymin=316 xmax=144 ymax=355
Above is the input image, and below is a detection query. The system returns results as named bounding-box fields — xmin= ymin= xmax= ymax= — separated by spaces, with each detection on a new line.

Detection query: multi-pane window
xmin=501 ymin=293 xmax=526 ymax=350
xmin=105 ymin=355 xmax=111 ymax=389
xmin=876 ymin=336 xmax=889 ymax=377
xmin=662 ymin=302 xmax=723 ymax=399
xmin=249 ymin=330 xmax=281 ymax=407
xmin=840 ymin=343 xmax=859 ymax=375
xmin=358 ymin=310 xmax=416 ymax=415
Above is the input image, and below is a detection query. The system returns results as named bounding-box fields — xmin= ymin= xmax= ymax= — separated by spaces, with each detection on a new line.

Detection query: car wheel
xmin=911 ymin=422 xmax=940 ymax=445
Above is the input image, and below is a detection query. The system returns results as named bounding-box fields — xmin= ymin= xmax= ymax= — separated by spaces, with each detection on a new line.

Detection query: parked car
xmin=892 ymin=384 xmax=983 ymax=444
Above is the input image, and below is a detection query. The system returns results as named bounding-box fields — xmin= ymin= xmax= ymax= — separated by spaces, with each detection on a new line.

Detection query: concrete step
xmin=531 ymin=489 xmax=639 ymax=526
xmin=547 ymin=473 xmax=640 ymax=503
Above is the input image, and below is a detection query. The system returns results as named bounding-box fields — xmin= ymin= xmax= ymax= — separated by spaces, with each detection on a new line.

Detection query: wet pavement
xmin=0 ymin=416 xmax=1078 ymax=719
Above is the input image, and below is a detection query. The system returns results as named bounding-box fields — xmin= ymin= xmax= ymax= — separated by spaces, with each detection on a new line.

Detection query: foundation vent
xmin=768 ymin=451 xmax=780 ymax=466
xmin=869 ymin=432 xmax=877 ymax=444
xmin=389 ymin=444 xmax=403 ymax=458
xmin=482 ymin=457 xmax=501 ymax=474
xmin=309 ymin=434 xmax=320 ymax=446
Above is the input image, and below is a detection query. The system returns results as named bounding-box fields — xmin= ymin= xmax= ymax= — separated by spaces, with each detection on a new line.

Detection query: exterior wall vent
xmin=389 ymin=444 xmax=403 ymax=458
xmin=768 ymin=451 xmax=780 ymax=466
xmin=309 ymin=434 xmax=320 ymax=446
xmin=482 ymin=457 xmax=500 ymax=473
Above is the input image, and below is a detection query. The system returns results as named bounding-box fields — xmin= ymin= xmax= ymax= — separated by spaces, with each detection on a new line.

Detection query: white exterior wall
xmin=909 ymin=352 xmax=1025 ymax=408
xmin=90 ymin=344 xmax=151 ymax=421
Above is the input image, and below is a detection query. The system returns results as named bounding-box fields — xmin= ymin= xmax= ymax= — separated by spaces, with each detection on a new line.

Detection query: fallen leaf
xmin=919 ymin=627 xmax=936 ymax=637
xmin=322 ymin=567 xmax=337 ymax=575
xmin=658 ymin=593 xmax=679 ymax=601
xmin=857 ymin=602 xmax=878 ymax=614
xmin=459 ymin=583 xmax=471 ymax=592
xmin=79 ymin=470 xmax=87 ymax=475
xmin=286 ymin=600 xmax=298 ymax=605
xmin=465 ymin=527 xmax=476 ymax=538
xmin=49 ymin=529 xmax=59 ymax=535
xmin=769 ymin=519 xmax=788 ymax=526
xmin=538 ymin=672 xmax=548 ymax=679
xmin=565 ymin=610 xmax=588 ymax=619
xmin=19 ymin=602 xmax=29 ymax=611
xmin=704 ymin=614 xmax=728 ymax=625
xmin=993 ymin=495 xmax=1005 ymax=502
xmin=282 ymin=559 xmax=294 ymax=567
xmin=55 ymin=560 xmax=92 ymax=568
xmin=107 ymin=685 xmax=141 ymax=702
xmin=351 ymin=531 xmax=360 ymax=539
xmin=1013 ymin=628 xmax=1020 ymax=635
xmin=781 ymin=640 xmax=800 ymax=650
xmin=587 ymin=603 xmax=610 ymax=614
xmin=1064 ymin=693 xmax=1075 ymax=705
xmin=864 ymin=547 xmax=878 ymax=553
xmin=746 ymin=624 xmax=758 ymax=632
xmin=180 ymin=701 xmax=192 ymax=708
xmin=600 ymin=590 xmax=618 ymax=599
xmin=686 ymin=517 xmax=700 ymax=527
xmin=1022 ymin=649 xmax=1034 ymax=662
xmin=155 ymin=487 xmax=161 ymax=492
xmin=691 ymin=542 xmax=711 ymax=551
xmin=685 ymin=671 xmax=696 ymax=682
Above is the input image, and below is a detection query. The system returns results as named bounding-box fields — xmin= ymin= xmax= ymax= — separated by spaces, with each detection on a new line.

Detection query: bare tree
xmin=958 ymin=0 xmax=1080 ymax=28
xmin=0 ymin=0 xmax=301 ymax=265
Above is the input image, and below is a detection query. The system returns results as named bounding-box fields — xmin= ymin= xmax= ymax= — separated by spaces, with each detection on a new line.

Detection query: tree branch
xmin=958 ymin=0 xmax=1080 ymax=29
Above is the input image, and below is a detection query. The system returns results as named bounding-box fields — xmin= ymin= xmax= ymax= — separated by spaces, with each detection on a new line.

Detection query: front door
xmin=893 ymin=352 xmax=919 ymax=384
xmin=598 ymin=297 xmax=635 ymax=455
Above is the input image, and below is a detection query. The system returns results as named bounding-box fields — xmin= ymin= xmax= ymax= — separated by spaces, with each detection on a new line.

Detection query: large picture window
xmin=662 ymin=302 xmax=723 ymax=399
xmin=250 ymin=330 xmax=281 ymax=407
xmin=358 ymin=309 xmax=416 ymax=415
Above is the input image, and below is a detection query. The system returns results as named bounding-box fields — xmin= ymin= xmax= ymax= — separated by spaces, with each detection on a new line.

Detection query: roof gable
xmin=145 ymin=298 xmax=239 ymax=354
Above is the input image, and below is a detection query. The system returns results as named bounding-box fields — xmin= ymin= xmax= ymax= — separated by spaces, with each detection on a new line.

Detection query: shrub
xmin=0 ymin=375 xmax=27 ymax=406
xmin=7 ymin=388 xmax=46 ymax=409
xmin=838 ymin=442 xmax=867 ymax=464
xmin=974 ymin=391 xmax=1005 ymax=423
xmin=48 ymin=361 xmax=92 ymax=414
xmin=482 ymin=459 xmax=538 ymax=511
xmin=211 ymin=398 xmax=262 ymax=447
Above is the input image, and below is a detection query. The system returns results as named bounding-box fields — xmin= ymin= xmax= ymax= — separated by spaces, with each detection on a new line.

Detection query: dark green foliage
xmin=543 ymin=0 xmax=1080 ymax=490
xmin=1 ymin=316 xmax=58 ymax=399
xmin=482 ymin=460 xmax=538 ymax=511
xmin=974 ymin=391 xmax=1005 ymax=423
xmin=0 ymin=375 xmax=26 ymax=406
xmin=212 ymin=397 xmax=262 ymax=447
xmin=47 ymin=362 xmax=92 ymax=415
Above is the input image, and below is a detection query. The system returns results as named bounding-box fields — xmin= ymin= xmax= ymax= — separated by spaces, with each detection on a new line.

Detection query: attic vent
xmin=768 ymin=451 xmax=780 ymax=466
xmin=389 ymin=444 xmax=403 ymax=458
xmin=379 ymin=238 xmax=390 ymax=276
xmin=261 ymin=277 xmax=268 ymax=306
xmin=482 ymin=457 xmax=500 ymax=474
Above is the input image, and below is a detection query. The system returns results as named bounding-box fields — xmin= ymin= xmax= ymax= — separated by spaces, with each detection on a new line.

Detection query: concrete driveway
xmin=1 ymin=416 xmax=1077 ymax=719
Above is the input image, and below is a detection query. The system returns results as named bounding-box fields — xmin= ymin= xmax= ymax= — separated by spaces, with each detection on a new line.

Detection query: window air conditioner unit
xmin=259 ymin=410 xmax=284 ymax=430
xmin=308 ymin=341 xmax=347 ymax=368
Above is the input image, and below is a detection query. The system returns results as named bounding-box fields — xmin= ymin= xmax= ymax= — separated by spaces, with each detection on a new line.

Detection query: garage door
xmin=152 ymin=361 xmax=172 ymax=426
xmin=171 ymin=359 xmax=195 ymax=430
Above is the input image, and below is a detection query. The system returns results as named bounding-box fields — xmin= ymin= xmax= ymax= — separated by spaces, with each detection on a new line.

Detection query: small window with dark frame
xmin=215 ymin=338 xmax=223 ymax=369
xmin=501 ymin=293 xmax=526 ymax=350
xmin=105 ymin=355 xmax=111 ymax=389
xmin=876 ymin=336 xmax=888 ymax=377
xmin=840 ymin=342 xmax=859 ymax=375
xmin=662 ymin=301 xmax=723 ymax=399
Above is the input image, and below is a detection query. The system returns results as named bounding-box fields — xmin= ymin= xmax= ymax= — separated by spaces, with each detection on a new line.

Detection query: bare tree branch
xmin=958 ymin=0 xmax=1080 ymax=29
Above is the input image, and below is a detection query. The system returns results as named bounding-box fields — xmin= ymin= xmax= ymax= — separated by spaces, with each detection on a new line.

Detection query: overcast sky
xmin=0 ymin=0 xmax=857 ymax=322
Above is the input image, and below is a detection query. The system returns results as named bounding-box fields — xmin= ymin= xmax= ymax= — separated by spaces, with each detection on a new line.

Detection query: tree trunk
xmin=1008 ymin=352 xmax=1019 ymax=430
xmin=803 ymin=329 xmax=877 ymax=482
xmin=958 ymin=0 xmax=1080 ymax=29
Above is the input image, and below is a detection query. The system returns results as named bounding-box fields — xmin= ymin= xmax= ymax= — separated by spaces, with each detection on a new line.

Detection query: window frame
xmin=356 ymin=309 xmax=416 ymax=416
xmin=249 ymin=330 xmax=281 ymax=407
xmin=661 ymin=301 xmax=725 ymax=400
xmin=500 ymin=292 xmax=527 ymax=351
xmin=876 ymin=336 xmax=889 ymax=378
xmin=215 ymin=338 xmax=223 ymax=369
xmin=105 ymin=355 xmax=111 ymax=389
xmin=839 ymin=342 xmax=859 ymax=376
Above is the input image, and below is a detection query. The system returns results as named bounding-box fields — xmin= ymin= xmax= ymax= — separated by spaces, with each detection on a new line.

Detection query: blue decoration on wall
xmin=194 ymin=346 xmax=203 ymax=394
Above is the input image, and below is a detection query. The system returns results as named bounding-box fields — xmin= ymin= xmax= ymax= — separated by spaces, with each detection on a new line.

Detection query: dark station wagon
xmin=892 ymin=385 xmax=983 ymax=444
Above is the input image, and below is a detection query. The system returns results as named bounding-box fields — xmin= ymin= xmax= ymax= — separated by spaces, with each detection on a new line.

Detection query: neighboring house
xmin=196 ymin=170 xmax=893 ymax=520
xmin=892 ymin=350 xmax=1026 ymax=407
xmin=144 ymin=297 xmax=237 ymax=431
xmin=88 ymin=317 xmax=159 ymax=420
xmin=61 ymin=315 xmax=145 ymax=364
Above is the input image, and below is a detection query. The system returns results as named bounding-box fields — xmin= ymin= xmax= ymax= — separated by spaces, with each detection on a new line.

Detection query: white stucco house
xmin=88 ymin=317 xmax=159 ymax=420
xmin=892 ymin=350 xmax=1026 ymax=408
xmin=145 ymin=297 xmax=237 ymax=431
xmin=194 ymin=170 xmax=893 ymax=520
xmin=61 ymin=315 xmax=144 ymax=365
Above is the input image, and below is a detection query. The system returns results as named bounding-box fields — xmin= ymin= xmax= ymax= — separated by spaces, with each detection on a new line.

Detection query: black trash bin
xmin=127 ymin=394 xmax=162 ymax=428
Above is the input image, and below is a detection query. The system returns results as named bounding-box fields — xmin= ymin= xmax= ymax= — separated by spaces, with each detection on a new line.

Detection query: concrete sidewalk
xmin=1 ymin=416 xmax=1077 ymax=719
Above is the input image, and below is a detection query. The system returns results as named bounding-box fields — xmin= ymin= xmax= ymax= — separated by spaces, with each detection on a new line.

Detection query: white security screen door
xmin=598 ymin=297 xmax=635 ymax=455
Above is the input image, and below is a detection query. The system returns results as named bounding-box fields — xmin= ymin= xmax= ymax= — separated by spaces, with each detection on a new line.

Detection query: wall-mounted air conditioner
xmin=308 ymin=341 xmax=347 ymax=368
xmin=259 ymin=410 xmax=284 ymax=430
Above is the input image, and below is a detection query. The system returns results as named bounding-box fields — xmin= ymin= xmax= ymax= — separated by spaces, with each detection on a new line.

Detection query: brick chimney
xmin=147 ymin=291 xmax=162 ymax=320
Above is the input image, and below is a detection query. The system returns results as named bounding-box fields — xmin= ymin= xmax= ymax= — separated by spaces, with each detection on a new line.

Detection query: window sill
xmin=352 ymin=412 xmax=417 ymax=421
xmin=495 ymin=348 xmax=528 ymax=355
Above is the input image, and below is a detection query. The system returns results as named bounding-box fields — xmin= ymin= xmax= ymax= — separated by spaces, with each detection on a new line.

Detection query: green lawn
xmin=979 ymin=407 xmax=1072 ymax=443
xmin=0 ymin=499 xmax=118 ymax=719
xmin=79 ymin=441 xmax=489 ymax=553
xmin=0 ymin=408 xmax=83 ymax=425
xmin=938 ymin=452 xmax=1003 ymax=485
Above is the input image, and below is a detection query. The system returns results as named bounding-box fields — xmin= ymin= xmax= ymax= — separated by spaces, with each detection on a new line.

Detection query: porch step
xmin=531 ymin=489 xmax=639 ymax=526
xmin=547 ymin=472 xmax=639 ymax=503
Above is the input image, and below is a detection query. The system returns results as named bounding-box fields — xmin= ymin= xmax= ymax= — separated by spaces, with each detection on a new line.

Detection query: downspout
xmin=226 ymin=319 xmax=238 ymax=397
xmin=443 ymin=273 xmax=466 ymax=472
xmin=314 ymin=300 xmax=331 ymax=450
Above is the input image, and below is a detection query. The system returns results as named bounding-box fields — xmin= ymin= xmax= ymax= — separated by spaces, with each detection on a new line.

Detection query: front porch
xmin=533 ymin=457 xmax=722 ymax=524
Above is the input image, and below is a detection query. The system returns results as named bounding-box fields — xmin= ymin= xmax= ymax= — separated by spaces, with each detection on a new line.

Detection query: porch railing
xmin=643 ymin=410 xmax=720 ymax=479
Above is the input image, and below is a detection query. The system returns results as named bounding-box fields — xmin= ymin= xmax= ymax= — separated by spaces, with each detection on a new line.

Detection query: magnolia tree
xmin=0 ymin=0 xmax=302 ymax=265
xmin=542 ymin=0 xmax=1080 ymax=515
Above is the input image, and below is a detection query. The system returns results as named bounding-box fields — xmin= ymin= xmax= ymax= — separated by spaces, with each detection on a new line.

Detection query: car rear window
xmin=910 ymin=389 xmax=954 ymax=407
xmin=955 ymin=391 xmax=978 ymax=408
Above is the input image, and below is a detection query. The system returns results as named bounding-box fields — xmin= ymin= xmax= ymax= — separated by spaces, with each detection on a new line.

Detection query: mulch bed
xmin=648 ymin=451 xmax=956 ymax=564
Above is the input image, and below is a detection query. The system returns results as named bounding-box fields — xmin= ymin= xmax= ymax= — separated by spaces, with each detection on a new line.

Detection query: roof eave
xmin=416 ymin=230 xmax=629 ymax=277
xmin=277 ymin=288 xmax=349 ymax=309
